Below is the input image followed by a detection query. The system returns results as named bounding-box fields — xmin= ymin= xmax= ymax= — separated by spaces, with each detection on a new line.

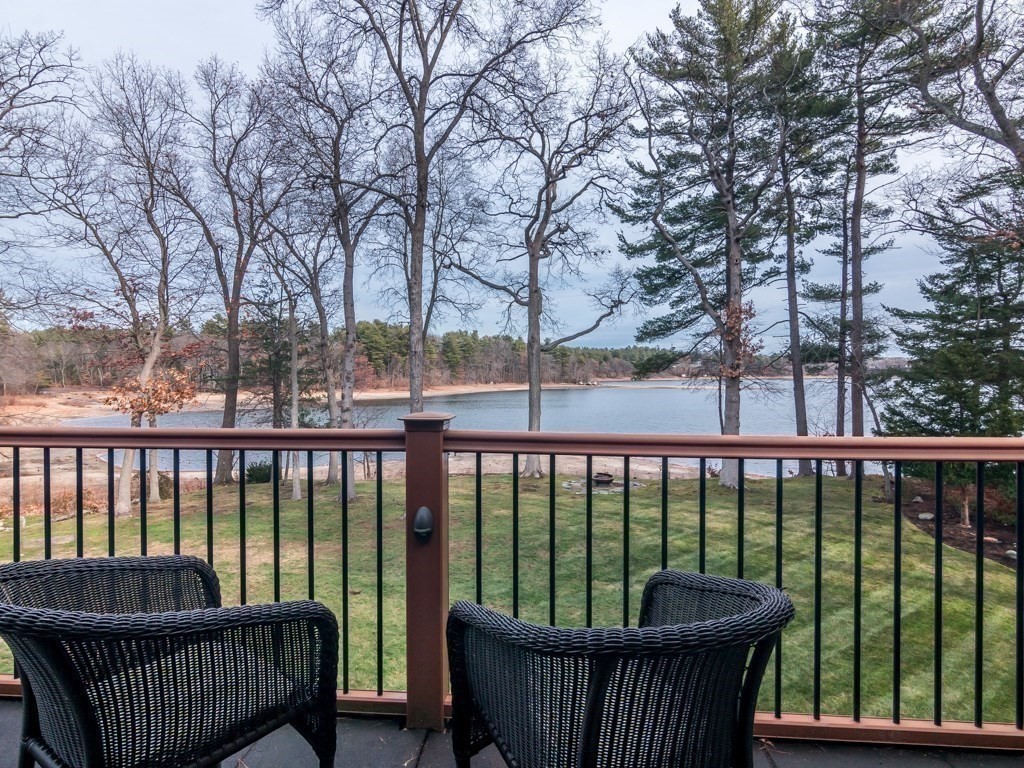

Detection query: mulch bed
xmin=897 ymin=483 xmax=1018 ymax=569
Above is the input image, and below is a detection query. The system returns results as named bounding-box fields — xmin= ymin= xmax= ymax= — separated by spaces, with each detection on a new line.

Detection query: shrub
xmin=245 ymin=461 xmax=273 ymax=484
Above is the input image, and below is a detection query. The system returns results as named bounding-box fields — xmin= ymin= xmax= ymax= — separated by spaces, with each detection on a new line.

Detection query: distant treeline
xmin=0 ymin=319 xmax=666 ymax=397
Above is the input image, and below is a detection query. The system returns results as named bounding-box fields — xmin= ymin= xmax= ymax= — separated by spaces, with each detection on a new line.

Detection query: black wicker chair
xmin=0 ymin=555 xmax=338 ymax=768
xmin=447 ymin=570 xmax=794 ymax=768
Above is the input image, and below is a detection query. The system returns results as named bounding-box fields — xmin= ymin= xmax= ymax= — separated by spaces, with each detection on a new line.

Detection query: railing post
xmin=401 ymin=412 xmax=453 ymax=731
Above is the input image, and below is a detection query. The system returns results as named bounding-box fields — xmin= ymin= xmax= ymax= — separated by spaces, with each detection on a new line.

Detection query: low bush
xmin=245 ymin=461 xmax=273 ymax=484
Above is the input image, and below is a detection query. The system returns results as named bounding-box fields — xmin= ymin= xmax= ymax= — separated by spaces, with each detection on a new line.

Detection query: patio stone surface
xmin=0 ymin=699 xmax=1020 ymax=766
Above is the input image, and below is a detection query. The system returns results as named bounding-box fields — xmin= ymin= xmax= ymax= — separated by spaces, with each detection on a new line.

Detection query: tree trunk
xmin=117 ymin=334 xmax=163 ymax=517
xmin=719 ymin=234 xmax=743 ymax=489
xmin=960 ymin=490 xmax=971 ymax=528
xmin=215 ymin=309 xmax=242 ymax=484
xmin=407 ymin=114 xmax=429 ymax=414
xmin=408 ymin=215 xmax=426 ymax=413
xmin=289 ymin=297 xmax=301 ymax=501
xmin=311 ymin=295 xmax=341 ymax=486
xmin=862 ymin=380 xmax=892 ymax=500
xmin=835 ymin=171 xmax=851 ymax=477
xmin=115 ymin=412 xmax=144 ymax=518
xmin=522 ymin=247 xmax=544 ymax=478
xmin=115 ymin=440 xmax=137 ymax=518
xmin=849 ymin=75 xmax=867 ymax=440
xmin=148 ymin=414 xmax=161 ymax=503
xmin=339 ymin=242 xmax=358 ymax=501
xmin=782 ymin=153 xmax=812 ymax=477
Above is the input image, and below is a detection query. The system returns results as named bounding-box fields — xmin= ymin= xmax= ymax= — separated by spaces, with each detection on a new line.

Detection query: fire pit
xmin=592 ymin=472 xmax=614 ymax=486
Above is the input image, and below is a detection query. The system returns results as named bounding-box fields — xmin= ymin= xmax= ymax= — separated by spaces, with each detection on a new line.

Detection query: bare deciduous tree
xmin=0 ymin=30 xmax=77 ymax=316
xmin=265 ymin=6 xmax=388 ymax=493
xmin=893 ymin=0 xmax=1024 ymax=172
xmin=261 ymin=0 xmax=597 ymax=411
xmin=453 ymin=45 xmax=636 ymax=477
xmin=372 ymin=148 xmax=483 ymax=377
xmin=163 ymin=59 xmax=292 ymax=484
xmin=34 ymin=55 xmax=200 ymax=515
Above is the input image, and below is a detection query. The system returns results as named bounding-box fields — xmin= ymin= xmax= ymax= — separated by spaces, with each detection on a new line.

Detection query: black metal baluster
xmin=623 ymin=456 xmax=631 ymax=628
xmin=75 ymin=448 xmax=83 ymax=557
xmin=1016 ymin=461 xmax=1023 ymax=731
xmin=935 ymin=462 xmax=944 ymax=726
xmin=206 ymin=450 xmax=214 ymax=565
xmin=737 ymin=458 xmax=745 ymax=579
xmin=893 ymin=461 xmax=903 ymax=724
xmin=975 ymin=462 xmax=985 ymax=728
xmin=549 ymin=454 xmax=556 ymax=626
xmin=307 ymin=450 xmax=315 ymax=600
xmin=10 ymin=446 xmax=20 ymax=680
xmin=107 ymin=448 xmax=114 ymax=557
xmin=43 ymin=447 xmax=51 ymax=560
xmin=661 ymin=457 xmax=669 ymax=571
xmin=12 ymin=447 xmax=20 ymax=562
xmin=774 ymin=458 xmax=783 ymax=718
xmin=699 ymin=458 xmax=706 ymax=574
xmin=139 ymin=447 xmax=147 ymax=557
xmin=813 ymin=459 xmax=822 ymax=720
xmin=376 ymin=450 xmax=384 ymax=697
xmin=272 ymin=450 xmax=281 ymax=603
xmin=475 ymin=452 xmax=483 ymax=604
xmin=853 ymin=460 xmax=863 ymax=722
xmin=342 ymin=450 xmax=350 ymax=693
xmin=512 ymin=452 xmax=519 ymax=620
xmin=586 ymin=455 xmax=593 ymax=628
xmin=239 ymin=450 xmax=247 ymax=605
xmin=173 ymin=449 xmax=181 ymax=556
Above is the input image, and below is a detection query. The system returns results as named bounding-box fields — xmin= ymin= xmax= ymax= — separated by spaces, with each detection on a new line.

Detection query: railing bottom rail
xmin=1 ymin=677 xmax=1020 ymax=750
xmin=757 ymin=713 xmax=1024 ymax=751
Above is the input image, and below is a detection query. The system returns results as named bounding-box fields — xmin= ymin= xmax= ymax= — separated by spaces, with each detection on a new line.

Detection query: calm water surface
xmin=71 ymin=379 xmax=867 ymax=475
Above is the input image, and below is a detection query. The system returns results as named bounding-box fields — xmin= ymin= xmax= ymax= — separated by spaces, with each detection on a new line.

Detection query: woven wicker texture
xmin=447 ymin=570 xmax=794 ymax=768
xmin=0 ymin=556 xmax=338 ymax=768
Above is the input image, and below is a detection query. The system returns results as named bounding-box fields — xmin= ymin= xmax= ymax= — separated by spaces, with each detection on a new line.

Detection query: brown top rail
xmin=1 ymin=425 xmax=1023 ymax=462
xmin=0 ymin=426 xmax=406 ymax=452
xmin=442 ymin=430 xmax=1024 ymax=462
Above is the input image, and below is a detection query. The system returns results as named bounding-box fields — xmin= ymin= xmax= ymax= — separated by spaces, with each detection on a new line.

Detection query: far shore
xmin=0 ymin=374 xmax=839 ymax=429
xmin=0 ymin=381 xmax=599 ymax=428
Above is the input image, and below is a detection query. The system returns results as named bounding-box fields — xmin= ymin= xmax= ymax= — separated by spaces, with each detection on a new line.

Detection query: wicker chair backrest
xmin=0 ymin=556 xmax=223 ymax=768
xmin=463 ymin=627 xmax=751 ymax=768
xmin=448 ymin=571 xmax=795 ymax=768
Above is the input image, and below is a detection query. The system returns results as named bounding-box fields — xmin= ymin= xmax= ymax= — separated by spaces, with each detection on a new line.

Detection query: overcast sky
xmin=3 ymin=0 xmax=934 ymax=351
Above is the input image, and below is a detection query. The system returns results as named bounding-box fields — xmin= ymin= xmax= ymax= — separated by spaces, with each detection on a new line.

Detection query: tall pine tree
xmin=622 ymin=0 xmax=784 ymax=488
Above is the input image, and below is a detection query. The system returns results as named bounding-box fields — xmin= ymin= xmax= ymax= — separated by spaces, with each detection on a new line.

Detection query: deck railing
xmin=0 ymin=414 xmax=1021 ymax=750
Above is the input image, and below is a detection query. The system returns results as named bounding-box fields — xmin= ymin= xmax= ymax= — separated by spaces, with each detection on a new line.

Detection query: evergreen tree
xmin=622 ymin=0 xmax=785 ymax=488
xmin=881 ymin=219 xmax=1024 ymax=526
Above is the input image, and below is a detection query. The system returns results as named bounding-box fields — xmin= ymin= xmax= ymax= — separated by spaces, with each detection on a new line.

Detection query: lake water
xmin=70 ymin=378 xmax=869 ymax=475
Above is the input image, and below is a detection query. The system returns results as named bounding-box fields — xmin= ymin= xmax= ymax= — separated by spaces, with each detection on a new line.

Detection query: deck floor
xmin=0 ymin=700 xmax=1018 ymax=766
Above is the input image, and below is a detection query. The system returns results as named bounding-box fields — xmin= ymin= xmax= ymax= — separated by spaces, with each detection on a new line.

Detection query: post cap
xmin=399 ymin=412 xmax=455 ymax=432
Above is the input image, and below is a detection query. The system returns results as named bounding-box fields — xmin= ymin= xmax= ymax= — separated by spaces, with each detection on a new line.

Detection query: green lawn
xmin=0 ymin=472 xmax=1019 ymax=724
